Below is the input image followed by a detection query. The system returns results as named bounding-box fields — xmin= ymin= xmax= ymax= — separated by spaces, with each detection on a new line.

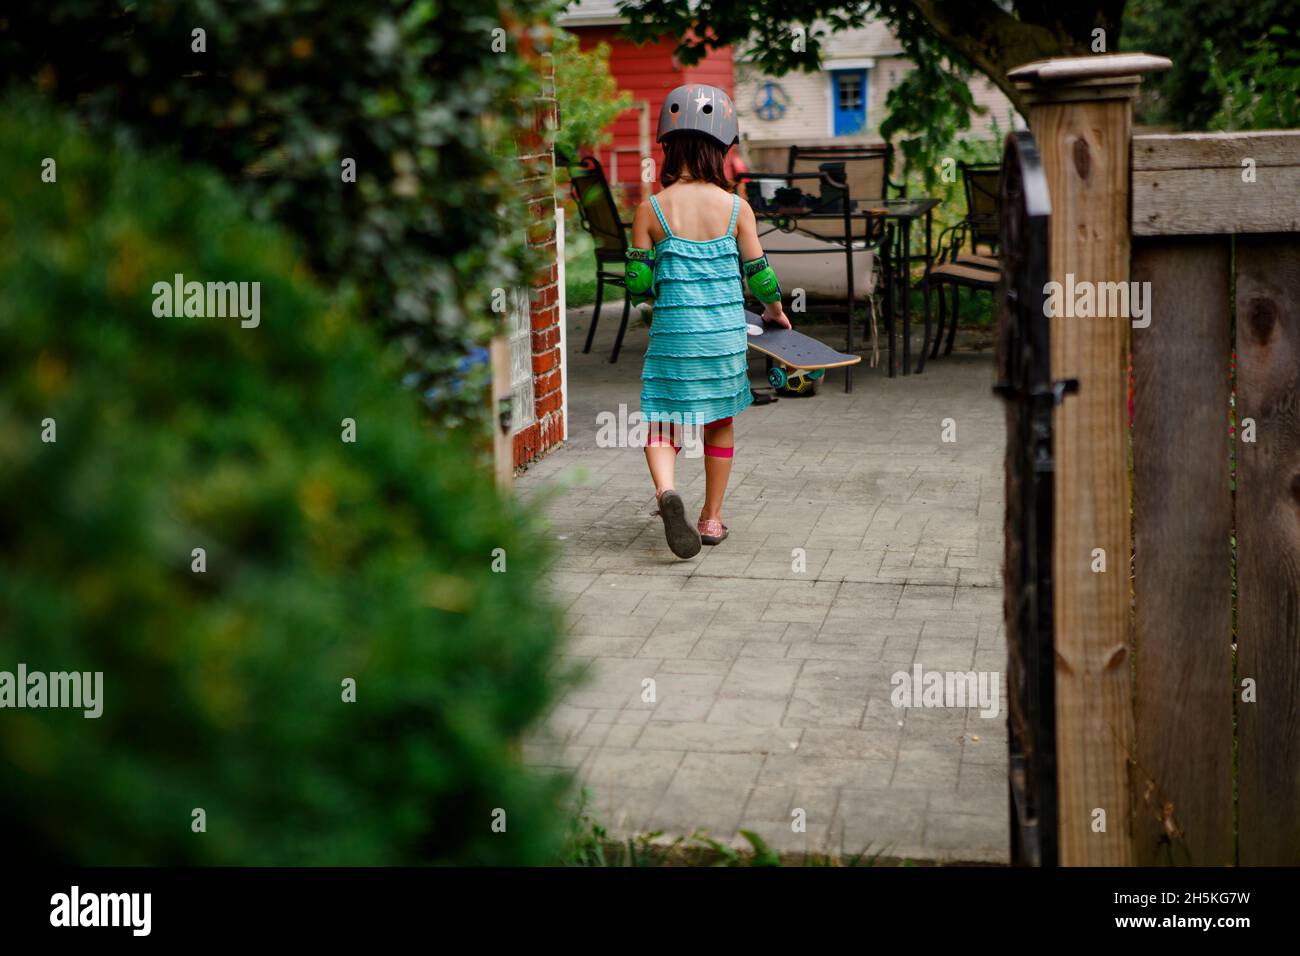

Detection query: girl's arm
xmin=735 ymin=198 xmax=791 ymax=328
xmin=625 ymin=201 xmax=658 ymax=304
xmin=631 ymin=200 xmax=655 ymax=248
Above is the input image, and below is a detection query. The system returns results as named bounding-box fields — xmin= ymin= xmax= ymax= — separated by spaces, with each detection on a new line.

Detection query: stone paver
xmin=521 ymin=305 xmax=1008 ymax=863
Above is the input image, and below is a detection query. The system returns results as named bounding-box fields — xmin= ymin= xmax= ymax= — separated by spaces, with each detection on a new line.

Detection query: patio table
xmin=754 ymin=196 xmax=941 ymax=376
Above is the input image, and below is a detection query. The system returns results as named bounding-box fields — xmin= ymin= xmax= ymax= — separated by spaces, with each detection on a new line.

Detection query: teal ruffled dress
xmin=640 ymin=193 xmax=753 ymax=427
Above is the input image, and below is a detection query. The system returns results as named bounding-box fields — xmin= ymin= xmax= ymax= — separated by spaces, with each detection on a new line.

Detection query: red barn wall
xmin=574 ymin=28 xmax=734 ymax=205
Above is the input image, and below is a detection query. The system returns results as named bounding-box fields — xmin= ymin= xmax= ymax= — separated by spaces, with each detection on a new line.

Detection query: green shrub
xmin=1206 ymin=27 xmax=1300 ymax=130
xmin=553 ymin=29 xmax=633 ymax=164
xmin=0 ymin=0 xmax=555 ymax=426
xmin=0 ymin=99 xmax=574 ymax=865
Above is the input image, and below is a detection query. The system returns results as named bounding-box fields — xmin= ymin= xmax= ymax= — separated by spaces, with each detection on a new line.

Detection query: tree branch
xmin=908 ymin=0 xmax=1094 ymax=114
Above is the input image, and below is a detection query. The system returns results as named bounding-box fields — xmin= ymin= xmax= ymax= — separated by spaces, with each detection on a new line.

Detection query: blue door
xmin=832 ymin=70 xmax=867 ymax=136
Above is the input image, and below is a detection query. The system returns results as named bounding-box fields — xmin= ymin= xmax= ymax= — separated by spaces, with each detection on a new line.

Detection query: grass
xmin=564 ymin=222 xmax=600 ymax=307
xmin=558 ymin=791 xmax=923 ymax=867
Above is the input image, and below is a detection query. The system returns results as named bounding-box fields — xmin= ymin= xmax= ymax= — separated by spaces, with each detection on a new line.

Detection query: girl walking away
xmin=625 ymin=84 xmax=790 ymax=559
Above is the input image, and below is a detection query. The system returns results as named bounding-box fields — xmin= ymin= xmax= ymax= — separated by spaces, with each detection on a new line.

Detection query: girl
xmin=625 ymin=84 xmax=790 ymax=559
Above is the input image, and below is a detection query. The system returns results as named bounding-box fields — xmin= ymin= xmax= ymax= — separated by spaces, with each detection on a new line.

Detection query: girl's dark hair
xmin=659 ymin=133 xmax=731 ymax=190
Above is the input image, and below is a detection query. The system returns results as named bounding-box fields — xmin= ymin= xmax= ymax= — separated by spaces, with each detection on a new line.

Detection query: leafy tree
xmin=1124 ymin=0 xmax=1300 ymax=129
xmin=1205 ymin=28 xmax=1300 ymax=130
xmin=554 ymin=29 xmax=634 ymax=163
xmin=878 ymin=34 xmax=981 ymax=191
xmin=617 ymin=1 xmax=1125 ymax=188
xmin=0 ymin=98 xmax=574 ymax=865
xmin=0 ymin=0 xmax=555 ymax=426
xmin=616 ymin=0 xmax=1298 ymax=179
xmin=619 ymin=1 xmax=1127 ymax=117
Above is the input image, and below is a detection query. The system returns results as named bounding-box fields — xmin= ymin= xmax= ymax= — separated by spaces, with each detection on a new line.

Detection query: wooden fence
xmin=1005 ymin=54 xmax=1300 ymax=866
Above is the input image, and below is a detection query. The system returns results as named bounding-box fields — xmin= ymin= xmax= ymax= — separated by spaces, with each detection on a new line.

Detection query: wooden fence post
xmin=1008 ymin=54 xmax=1169 ymax=866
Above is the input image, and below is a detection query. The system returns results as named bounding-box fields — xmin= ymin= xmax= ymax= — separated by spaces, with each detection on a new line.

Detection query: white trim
xmin=825 ymin=57 xmax=876 ymax=70
xmin=556 ymin=206 xmax=569 ymax=442
xmin=555 ymin=15 xmax=626 ymax=26
xmin=825 ymin=73 xmax=835 ymax=137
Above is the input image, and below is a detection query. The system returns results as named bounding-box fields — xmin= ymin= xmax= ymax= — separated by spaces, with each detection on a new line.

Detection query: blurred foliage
xmin=908 ymin=125 xmax=1005 ymax=240
xmin=553 ymin=29 xmax=632 ymax=164
xmin=0 ymin=0 xmax=560 ymax=428
xmin=621 ymin=0 xmax=1297 ymax=158
xmin=0 ymin=99 xmax=575 ymax=865
xmin=1205 ymin=27 xmax=1300 ymax=130
xmin=879 ymin=36 xmax=981 ymax=193
xmin=1124 ymin=0 xmax=1300 ymax=129
xmin=620 ymin=1 xmax=1005 ymax=194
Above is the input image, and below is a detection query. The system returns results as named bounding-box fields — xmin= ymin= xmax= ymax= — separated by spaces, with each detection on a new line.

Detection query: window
xmin=837 ymin=73 xmax=863 ymax=111
xmin=831 ymin=69 xmax=868 ymax=137
xmin=506 ymin=286 xmax=534 ymax=433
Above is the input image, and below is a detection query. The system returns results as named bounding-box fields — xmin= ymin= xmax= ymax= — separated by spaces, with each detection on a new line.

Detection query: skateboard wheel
xmin=788 ymin=374 xmax=815 ymax=396
xmin=809 ymin=368 xmax=825 ymax=380
xmin=768 ymin=367 xmax=787 ymax=389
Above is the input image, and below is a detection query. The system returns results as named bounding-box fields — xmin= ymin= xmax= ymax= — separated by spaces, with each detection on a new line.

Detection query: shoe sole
xmin=658 ymin=491 xmax=702 ymax=559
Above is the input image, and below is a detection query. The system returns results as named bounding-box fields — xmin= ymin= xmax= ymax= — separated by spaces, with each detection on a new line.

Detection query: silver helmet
xmin=656 ymin=84 xmax=739 ymax=148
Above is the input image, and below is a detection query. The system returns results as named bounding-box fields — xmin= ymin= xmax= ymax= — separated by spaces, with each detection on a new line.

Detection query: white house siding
xmin=734 ymin=21 xmax=1020 ymax=161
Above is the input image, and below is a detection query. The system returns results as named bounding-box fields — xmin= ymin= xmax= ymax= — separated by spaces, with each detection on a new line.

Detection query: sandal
xmin=698 ymin=517 xmax=729 ymax=546
xmin=653 ymin=489 xmax=701 ymax=559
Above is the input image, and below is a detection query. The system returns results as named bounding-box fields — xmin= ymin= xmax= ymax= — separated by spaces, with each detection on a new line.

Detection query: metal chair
xmin=788 ymin=144 xmax=904 ymax=198
xmin=787 ymin=145 xmax=904 ymax=243
xmin=567 ymin=156 xmax=635 ymax=363
xmin=958 ymin=160 xmax=1001 ymax=266
xmin=737 ymin=168 xmax=890 ymax=389
xmin=921 ymin=219 xmax=999 ymax=363
xmin=916 ymin=162 xmax=1004 ymax=363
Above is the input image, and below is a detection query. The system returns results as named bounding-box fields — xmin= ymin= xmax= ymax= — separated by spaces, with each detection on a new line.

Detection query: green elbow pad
xmin=625 ymin=248 xmax=655 ymax=299
xmin=743 ymin=255 xmax=782 ymax=303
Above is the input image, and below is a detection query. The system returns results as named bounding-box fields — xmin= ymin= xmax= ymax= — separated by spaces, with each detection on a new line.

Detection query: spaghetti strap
xmin=726 ymin=193 xmax=740 ymax=237
xmin=649 ymin=194 xmax=673 ymax=237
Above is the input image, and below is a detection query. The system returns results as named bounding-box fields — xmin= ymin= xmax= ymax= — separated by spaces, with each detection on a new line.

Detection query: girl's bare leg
xmin=700 ymin=419 xmax=734 ymax=521
xmin=645 ymin=422 xmax=678 ymax=495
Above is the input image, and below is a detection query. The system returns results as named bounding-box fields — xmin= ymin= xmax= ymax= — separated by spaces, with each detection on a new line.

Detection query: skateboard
xmin=745 ymin=310 xmax=862 ymax=396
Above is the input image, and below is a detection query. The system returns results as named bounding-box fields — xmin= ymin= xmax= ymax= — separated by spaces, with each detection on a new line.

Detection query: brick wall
xmin=513 ymin=51 xmax=565 ymax=469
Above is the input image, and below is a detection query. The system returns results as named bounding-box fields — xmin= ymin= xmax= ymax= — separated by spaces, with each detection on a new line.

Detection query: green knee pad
xmin=625 ymin=247 xmax=655 ymax=301
xmin=743 ymin=255 xmax=782 ymax=303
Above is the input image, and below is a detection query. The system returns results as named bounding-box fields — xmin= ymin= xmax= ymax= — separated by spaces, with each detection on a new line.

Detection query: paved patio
xmin=520 ymin=304 xmax=1009 ymax=863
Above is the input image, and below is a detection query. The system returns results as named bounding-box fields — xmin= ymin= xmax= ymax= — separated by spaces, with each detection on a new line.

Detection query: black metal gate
xmin=994 ymin=130 xmax=1075 ymax=867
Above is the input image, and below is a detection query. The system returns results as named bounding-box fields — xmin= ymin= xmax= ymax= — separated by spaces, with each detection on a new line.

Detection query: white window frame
xmin=824 ymin=58 xmax=875 ymax=136
xmin=506 ymin=286 xmax=535 ymax=433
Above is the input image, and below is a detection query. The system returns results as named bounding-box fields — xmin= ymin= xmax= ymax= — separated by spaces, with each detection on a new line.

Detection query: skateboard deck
xmin=744 ymin=311 xmax=862 ymax=372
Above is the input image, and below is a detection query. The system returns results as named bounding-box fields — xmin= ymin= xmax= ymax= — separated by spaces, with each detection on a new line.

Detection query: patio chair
xmin=787 ymin=145 xmax=903 ymax=242
xmin=919 ymin=220 xmax=999 ymax=364
xmin=737 ymin=169 xmax=890 ymax=389
xmin=914 ymin=162 xmax=1005 ymax=365
xmin=958 ymin=161 xmax=1000 ymax=265
xmin=789 ymin=144 xmax=904 ymax=200
xmin=567 ymin=155 xmax=635 ymax=363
